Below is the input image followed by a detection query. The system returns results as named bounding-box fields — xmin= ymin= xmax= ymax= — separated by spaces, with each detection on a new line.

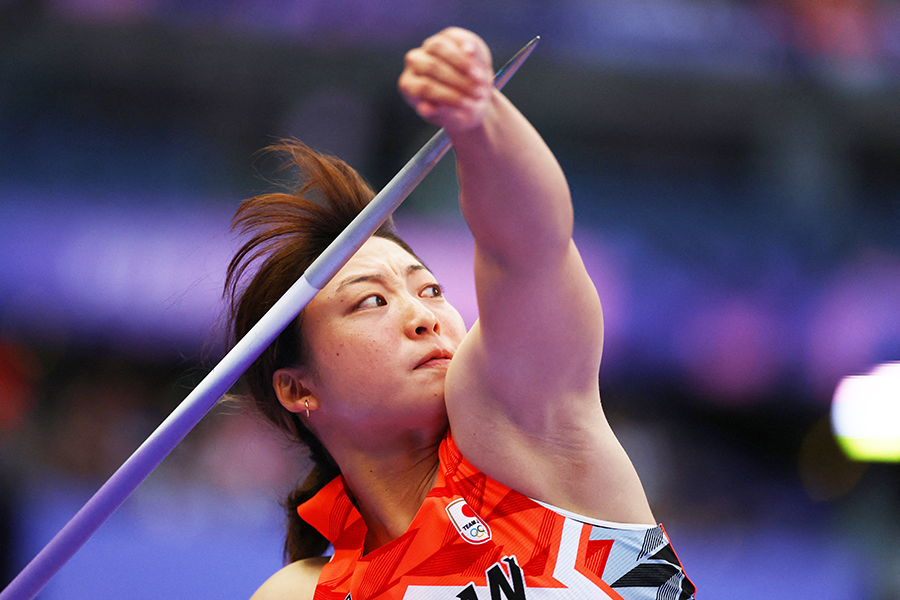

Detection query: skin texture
xmin=251 ymin=27 xmax=655 ymax=600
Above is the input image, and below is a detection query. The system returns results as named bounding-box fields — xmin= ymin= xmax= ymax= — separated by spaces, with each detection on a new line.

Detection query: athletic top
xmin=298 ymin=431 xmax=695 ymax=600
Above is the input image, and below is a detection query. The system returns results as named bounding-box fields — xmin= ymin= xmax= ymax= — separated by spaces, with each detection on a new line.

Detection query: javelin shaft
xmin=1 ymin=36 xmax=538 ymax=600
xmin=306 ymin=35 xmax=539 ymax=288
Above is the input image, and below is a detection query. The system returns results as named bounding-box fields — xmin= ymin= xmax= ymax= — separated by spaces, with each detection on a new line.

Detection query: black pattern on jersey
xmin=611 ymin=530 xmax=696 ymax=600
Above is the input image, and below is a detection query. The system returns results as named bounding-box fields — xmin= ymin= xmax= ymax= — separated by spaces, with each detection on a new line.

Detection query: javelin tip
xmin=493 ymin=36 xmax=540 ymax=91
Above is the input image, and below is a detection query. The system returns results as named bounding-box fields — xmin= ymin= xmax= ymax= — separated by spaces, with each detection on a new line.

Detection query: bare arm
xmin=399 ymin=28 xmax=653 ymax=524
xmin=249 ymin=557 xmax=328 ymax=600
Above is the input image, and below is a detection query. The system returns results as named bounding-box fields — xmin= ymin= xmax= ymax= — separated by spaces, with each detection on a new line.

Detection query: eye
xmin=421 ymin=284 xmax=443 ymax=299
xmin=356 ymin=294 xmax=386 ymax=310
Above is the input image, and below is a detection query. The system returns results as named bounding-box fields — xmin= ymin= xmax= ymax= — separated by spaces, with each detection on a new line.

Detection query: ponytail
xmin=283 ymin=461 xmax=341 ymax=562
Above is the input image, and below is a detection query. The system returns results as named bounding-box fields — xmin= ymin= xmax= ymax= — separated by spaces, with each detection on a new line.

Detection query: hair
xmin=224 ymin=139 xmax=419 ymax=563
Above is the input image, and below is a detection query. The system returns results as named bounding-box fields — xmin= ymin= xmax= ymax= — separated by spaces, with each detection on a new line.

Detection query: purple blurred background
xmin=1 ymin=0 xmax=899 ymax=598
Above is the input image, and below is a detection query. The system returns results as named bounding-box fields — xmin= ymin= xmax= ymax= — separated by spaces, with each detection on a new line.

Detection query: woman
xmin=228 ymin=27 xmax=694 ymax=600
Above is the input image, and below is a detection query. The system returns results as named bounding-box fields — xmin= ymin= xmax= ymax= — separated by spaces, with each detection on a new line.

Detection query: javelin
xmin=1 ymin=36 xmax=539 ymax=600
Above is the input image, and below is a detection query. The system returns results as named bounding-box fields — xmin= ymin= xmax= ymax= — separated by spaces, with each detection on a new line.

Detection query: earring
xmin=305 ymin=399 xmax=310 ymax=419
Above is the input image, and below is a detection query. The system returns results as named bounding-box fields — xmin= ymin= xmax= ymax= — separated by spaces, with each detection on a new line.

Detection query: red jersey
xmin=298 ymin=432 xmax=694 ymax=600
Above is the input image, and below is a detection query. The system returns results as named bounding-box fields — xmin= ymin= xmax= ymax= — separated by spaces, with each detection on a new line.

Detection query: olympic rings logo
xmin=447 ymin=498 xmax=492 ymax=544
xmin=467 ymin=524 xmax=488 ymax=539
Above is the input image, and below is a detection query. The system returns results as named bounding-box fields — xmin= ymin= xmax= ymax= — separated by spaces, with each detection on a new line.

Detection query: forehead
xmin=325 ymin=236 xmax=425 ymax=290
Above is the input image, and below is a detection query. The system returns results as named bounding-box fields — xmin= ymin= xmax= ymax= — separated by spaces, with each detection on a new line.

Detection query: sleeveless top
xmin=297 ymin=432 xmax=695 ymax=600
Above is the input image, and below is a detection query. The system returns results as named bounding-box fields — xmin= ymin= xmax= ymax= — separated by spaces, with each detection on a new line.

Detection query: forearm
xmin=397 ymin=27 xmax=573 ymax=271
xmin=451 ymin=90 xmax=573 ymax=272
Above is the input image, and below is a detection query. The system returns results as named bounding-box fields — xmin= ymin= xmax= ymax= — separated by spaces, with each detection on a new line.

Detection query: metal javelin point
xmin=0 ymin=35 xmax=539 ymax=600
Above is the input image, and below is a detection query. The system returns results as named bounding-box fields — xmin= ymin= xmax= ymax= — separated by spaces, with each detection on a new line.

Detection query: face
xmin=294 ymin=236 xmax=467 ymax=431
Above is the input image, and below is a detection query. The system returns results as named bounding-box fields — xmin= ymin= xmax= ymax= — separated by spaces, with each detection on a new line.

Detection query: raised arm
xmin=399 ymin=28 xmax=654 ymax=524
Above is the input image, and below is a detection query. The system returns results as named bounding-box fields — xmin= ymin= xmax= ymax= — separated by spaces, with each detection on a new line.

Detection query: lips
xmin=416 ymin=348 xmax=453 ymax=369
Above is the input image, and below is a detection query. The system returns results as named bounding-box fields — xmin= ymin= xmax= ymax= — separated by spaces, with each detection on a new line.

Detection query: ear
xmin=273 ymin=368 xmax=318 ymax=415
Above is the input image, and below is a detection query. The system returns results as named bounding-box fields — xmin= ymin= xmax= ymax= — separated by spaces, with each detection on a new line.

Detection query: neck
xmin=332 ymin=429 xmax=444 ymax=554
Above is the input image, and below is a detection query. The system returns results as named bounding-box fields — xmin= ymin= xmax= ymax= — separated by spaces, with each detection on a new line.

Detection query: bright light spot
xmin=831 ymin=362 xmax=900 ymax=462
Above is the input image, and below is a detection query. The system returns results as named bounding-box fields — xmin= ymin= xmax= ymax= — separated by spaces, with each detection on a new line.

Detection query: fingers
xmin=401 ymin=48 xmax=481 ymax=106
xmin=422 ymin=27 xmax=492 ymax=85
xmin=399 ymin=28 xmax=494 ymax=132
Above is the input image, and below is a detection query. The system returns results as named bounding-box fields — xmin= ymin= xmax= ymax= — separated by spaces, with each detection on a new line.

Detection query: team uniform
xmin=298 ymin=432 xmax=694 ymax=600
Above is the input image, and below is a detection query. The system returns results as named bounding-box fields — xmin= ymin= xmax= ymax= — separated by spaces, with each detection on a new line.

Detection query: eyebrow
xmin=335 ymin=264 xmax=428 ymax=291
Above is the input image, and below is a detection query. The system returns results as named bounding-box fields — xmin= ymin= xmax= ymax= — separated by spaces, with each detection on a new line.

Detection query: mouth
xmin=415 ymin=348 xmax=454 ymax=369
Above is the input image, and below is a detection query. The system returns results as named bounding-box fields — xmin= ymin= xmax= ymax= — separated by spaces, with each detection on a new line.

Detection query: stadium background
xmin=1 ymin=1 xmax=899 ymax=597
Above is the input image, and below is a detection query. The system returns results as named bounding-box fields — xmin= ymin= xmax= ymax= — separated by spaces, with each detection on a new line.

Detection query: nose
xmin=404 ymin=297 xmax=440 ymax=338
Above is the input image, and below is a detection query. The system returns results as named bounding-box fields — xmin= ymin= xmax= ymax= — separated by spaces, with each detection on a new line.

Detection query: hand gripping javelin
xmin=0 ymin=36 xmax=539 ymax=600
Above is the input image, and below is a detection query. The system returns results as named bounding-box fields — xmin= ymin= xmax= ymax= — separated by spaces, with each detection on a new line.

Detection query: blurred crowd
xmin=1 ymin=0 xmax=898 ymax=597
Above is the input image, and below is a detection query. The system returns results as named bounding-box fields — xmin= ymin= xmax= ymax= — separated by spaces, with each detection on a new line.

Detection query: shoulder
xmin=249 ymin=556 xmax=329 ymax=600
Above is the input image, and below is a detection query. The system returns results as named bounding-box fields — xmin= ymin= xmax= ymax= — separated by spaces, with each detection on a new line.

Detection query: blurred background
xmin=1 ymin=0 xmax=899 ymax=598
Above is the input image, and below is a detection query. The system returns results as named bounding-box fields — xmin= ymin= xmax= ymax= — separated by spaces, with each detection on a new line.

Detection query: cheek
xmin=311 ymin=339 xmax=384 ymax=398
xmin=320 ymin=329 xmax=391 ymax=371
xmin=442 ymin=310 xmax=468 ymax=343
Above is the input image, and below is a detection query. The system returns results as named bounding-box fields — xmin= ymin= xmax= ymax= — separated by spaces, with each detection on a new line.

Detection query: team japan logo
xmin=446 ymin=498 xmax=492 ymax=544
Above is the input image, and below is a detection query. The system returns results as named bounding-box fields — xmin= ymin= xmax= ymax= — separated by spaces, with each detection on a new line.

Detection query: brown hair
xmin=224 ymin=139 xmax=417 ymax=562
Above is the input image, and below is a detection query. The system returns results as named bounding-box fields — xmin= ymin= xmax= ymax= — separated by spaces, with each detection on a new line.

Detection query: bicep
xmin=445 ymin=241 xmax=648 ymax=519
xmin=445 ymin=239 xmax=606 ymax=458
xmin=468 ymin=240 xmax=604 ymax=411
